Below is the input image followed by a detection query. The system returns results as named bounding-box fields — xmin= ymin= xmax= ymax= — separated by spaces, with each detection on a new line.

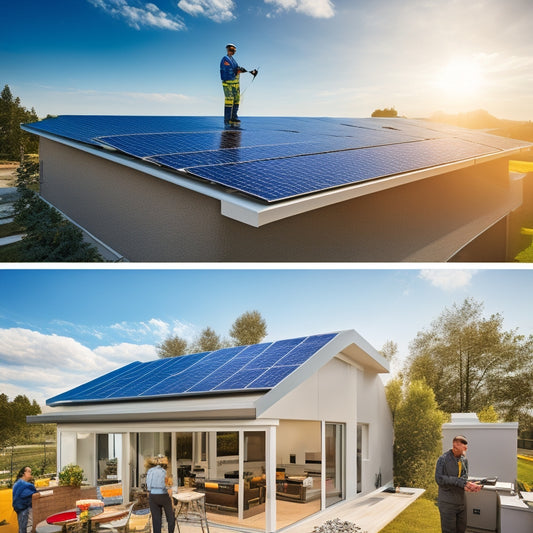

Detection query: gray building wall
xmin=442 ymin=413 xmax=518 ymax=483
xmin=39 ymin=138 xmax=521 ymax=262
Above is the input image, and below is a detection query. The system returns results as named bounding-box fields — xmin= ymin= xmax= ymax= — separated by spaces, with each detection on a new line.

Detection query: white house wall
xmin=260 ymin=358 xmax=357 ymax=421
xmin=356 ymin=370 xmax=394 ymax=491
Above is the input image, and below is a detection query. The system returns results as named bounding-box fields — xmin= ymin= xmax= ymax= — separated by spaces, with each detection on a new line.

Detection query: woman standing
xmin=12 ymin=466 xmax=38 ymax=533
xmin=146 ymin=456 xmax=175 ymax=533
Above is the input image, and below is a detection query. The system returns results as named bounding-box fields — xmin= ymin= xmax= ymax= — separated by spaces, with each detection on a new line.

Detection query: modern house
xmin=28 ymin=330 xmax=393 ymax=532
xmin=21 ymin=115 xmax=532 ymax=262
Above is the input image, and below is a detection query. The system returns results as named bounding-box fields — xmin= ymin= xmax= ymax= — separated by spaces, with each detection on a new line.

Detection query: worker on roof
xmin=220 ymin=43 xmax=257 ymax=127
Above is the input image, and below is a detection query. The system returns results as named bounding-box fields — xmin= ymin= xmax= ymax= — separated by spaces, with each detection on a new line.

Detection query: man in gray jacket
xmin=435 ymin=435 xmax=481 ymax=533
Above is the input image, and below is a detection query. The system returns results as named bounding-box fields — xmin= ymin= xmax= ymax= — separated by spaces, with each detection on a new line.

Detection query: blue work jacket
xmin=220 ymin=55 xmax=240 ymax=81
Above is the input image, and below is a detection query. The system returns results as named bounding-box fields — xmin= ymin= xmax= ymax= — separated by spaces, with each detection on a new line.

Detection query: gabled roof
xmin=22 ymin=116 xmax=532 ymax=226
xmin=30 ymin=330 xmax=388 ymax=424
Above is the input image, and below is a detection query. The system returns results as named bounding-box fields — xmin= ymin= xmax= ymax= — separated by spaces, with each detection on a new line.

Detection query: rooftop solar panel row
xmin=46 ymin=333 xmax=338 ymax=405
xmin=24 ymin=115 xmax=531 ymax=205
xmin=183 ymin=137 xmax=496 ymax=202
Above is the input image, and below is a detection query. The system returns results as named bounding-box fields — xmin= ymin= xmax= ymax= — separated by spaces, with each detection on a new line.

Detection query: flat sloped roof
xmin=30 ymin=330 xmax=388 ymax=424
xmin=23 ymin=116 xmax=531 ymax=226
xmin=46 ymin=332 xmax=339 ymax=407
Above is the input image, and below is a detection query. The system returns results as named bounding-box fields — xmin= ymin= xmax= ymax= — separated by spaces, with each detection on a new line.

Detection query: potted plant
xmin=58 ymin=464 xmax=85 ymax=487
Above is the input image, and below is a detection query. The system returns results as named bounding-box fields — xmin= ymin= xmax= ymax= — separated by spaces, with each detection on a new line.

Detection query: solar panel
xmin=248 ymin=365 xmax=300 ymax=388
xmin=183 ymin=137 xmax=497 ymax=202
xmin=24 ymin=115 xmax=531 ymax=206
xmin=46 ymin=333 xmax=339 ymax=405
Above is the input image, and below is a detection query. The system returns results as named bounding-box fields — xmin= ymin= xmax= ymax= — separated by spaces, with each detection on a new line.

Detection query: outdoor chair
xmin=97 ymin=503 xmax=134 ymax=533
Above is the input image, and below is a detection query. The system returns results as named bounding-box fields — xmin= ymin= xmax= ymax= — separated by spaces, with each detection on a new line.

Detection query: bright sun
xmin=434 ymin=57 xmax=484 ymax=97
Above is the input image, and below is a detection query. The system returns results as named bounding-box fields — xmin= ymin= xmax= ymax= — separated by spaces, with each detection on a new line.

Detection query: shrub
xmin=58 ymin=464 xmax=85 ymax=487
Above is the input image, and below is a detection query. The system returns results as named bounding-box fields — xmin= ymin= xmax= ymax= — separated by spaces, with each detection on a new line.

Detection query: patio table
xmin=37 ymin=506 xmax=131 ymax=533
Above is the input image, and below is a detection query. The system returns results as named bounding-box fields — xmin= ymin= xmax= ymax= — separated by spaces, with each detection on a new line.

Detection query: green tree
xmin=192 ymin=327 xmax=225 ymax=353
xmin=0 ymin=84 xmax=38 ymax=161
xmin=371 ymin=107 xmax=398 ymax=118
xmin=229 ymin=310 xmax=267 ymax=346
xmin=405 ymin=298 xmax=533 ymax=426
xmin=157 ymin=310 xmax=269 ymax=358
xmin=391 ymin=380 xmax=445 ymax=500
xmin=478 ymin=405 xmax=500 ymax=423
xmin=0 ymin=394 xmax=41 ymax=448
xmin=385 ymin=377 xmax=403 ymax=425
xmin=380 ymin=340 xmax=398 ymax=362
xmin=156 ymin=335 xmax=189 ymax=358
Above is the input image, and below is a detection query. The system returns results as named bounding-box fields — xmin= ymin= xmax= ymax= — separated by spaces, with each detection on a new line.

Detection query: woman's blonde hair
xmin=145 ymin=454 xmax=168 ymax=470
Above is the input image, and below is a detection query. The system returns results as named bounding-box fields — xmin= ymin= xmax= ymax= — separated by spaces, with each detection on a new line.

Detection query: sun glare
xmin=434 ymin=57 xmax=484 ymax=97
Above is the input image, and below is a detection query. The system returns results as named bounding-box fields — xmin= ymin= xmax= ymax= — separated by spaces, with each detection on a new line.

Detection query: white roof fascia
xmin=254 ymin=330 xmax=389 ymax=417
xmin=25 ymin=127 xmax=531 ymax=228
xmin=222 ymin=146 xmax=531 ymax=227
xmin=27 ymin=393 xmax=263 ymax=424
xmin=52 ymin=419 xmax=280 ymax=435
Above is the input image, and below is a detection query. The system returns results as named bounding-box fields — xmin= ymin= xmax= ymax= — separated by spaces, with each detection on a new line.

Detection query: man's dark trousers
xmin=438 ymin=500 xmax=467 ymax=533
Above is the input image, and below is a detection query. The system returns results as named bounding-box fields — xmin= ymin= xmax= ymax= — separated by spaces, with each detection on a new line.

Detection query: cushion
xmin=46 ymin=512 xmax=77 ymax=524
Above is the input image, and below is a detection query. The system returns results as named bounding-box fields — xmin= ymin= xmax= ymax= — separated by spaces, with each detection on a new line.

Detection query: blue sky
xmin=2 ymin=0 xmax=532 ymax=120
xmin=1 ymin=267 xmax=532 ymax=406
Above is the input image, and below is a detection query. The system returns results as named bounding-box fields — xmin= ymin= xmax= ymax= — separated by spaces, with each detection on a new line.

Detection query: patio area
xmin=169 ymin=487 xmax=425 ymax=533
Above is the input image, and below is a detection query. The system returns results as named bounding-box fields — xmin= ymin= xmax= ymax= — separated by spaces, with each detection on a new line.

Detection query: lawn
xmin=0 ymin=444 xmax=56 ymax=487
xmin=379 ymin=497 xmax=440 ymax=533
xmin=517 ymin=455 xmax=533 ymax=491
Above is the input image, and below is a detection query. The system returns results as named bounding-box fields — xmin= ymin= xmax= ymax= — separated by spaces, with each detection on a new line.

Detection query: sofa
xmin=194 ymin=478 xmax=265 ymax=512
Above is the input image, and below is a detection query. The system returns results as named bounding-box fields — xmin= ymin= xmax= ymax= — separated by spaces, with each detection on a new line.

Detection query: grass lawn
xmin=517 ymin=456 xmax=533 ymax=491
xmin=379 ymin=497 xmax=440 ymax=533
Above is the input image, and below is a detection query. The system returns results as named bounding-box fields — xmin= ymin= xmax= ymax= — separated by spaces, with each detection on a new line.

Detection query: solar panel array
xmin=46 ymin=332 xmax=338 ymax=406
xmin=24 ymin=115 xmax=531 ymax=204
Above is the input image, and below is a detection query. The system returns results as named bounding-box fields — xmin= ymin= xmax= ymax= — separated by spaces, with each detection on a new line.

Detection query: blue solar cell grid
xmin=25 ymin=115 xmax=530 ymax=206
xmin=46 ymin=333 xmax=339 ymax=405
xmin=183 ymin=137 xmax=496 ymax=202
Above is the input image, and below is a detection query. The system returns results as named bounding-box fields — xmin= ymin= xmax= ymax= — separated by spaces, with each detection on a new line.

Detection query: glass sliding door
xmin=325 ymin=423 xmax=345 ymax=507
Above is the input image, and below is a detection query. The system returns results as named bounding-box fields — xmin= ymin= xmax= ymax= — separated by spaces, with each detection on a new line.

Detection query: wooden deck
xmin=281 ymin=488 xmax=425 ymax=533
xmin=174 ymin=487 xmax=424 ymax=533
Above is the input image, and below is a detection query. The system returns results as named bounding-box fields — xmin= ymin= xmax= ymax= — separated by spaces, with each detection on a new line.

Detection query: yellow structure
xmin=509 ymin=160 xmax=533 ymax=173
xmin=0 ymin=489 xmax=18 ymax=533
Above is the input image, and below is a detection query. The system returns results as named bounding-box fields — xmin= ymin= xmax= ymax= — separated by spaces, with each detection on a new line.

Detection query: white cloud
xmin=177 ymin=0 xmax=235 ymax=22
xmin=0 ymin=328 xmax=159 ymax=405
xmin=88 ymin=0 xmax=186 ymax=30
xmin=93 ymin=342 xmax=157 ymax=363
xmin=109 ymin=317 xmax=195 ymax=342
xmin=264 ymin=0 xmax=335 ymax=18
xmin=0 ymin=328 xmax=111 ymax=372
xmin=418 ymin=269 xmax=477 ymax=291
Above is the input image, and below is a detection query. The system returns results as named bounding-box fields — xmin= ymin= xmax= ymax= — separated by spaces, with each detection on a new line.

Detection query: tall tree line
xmin=405 ymin=298 xmax=532 ymax=429
xmin=0 ymin=84 xmax=39 ymax=161
xmin=385 ymin=298 xmax=532 ymax=499
xmin=157 ymin=310 xmax=267 ymax=357
xmin=0 ymin=394 xmax=42 ymax=448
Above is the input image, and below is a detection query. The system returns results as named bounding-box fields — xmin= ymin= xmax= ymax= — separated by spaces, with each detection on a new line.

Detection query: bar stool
xmin=173 ymin=492 xmax=210 ymax=533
